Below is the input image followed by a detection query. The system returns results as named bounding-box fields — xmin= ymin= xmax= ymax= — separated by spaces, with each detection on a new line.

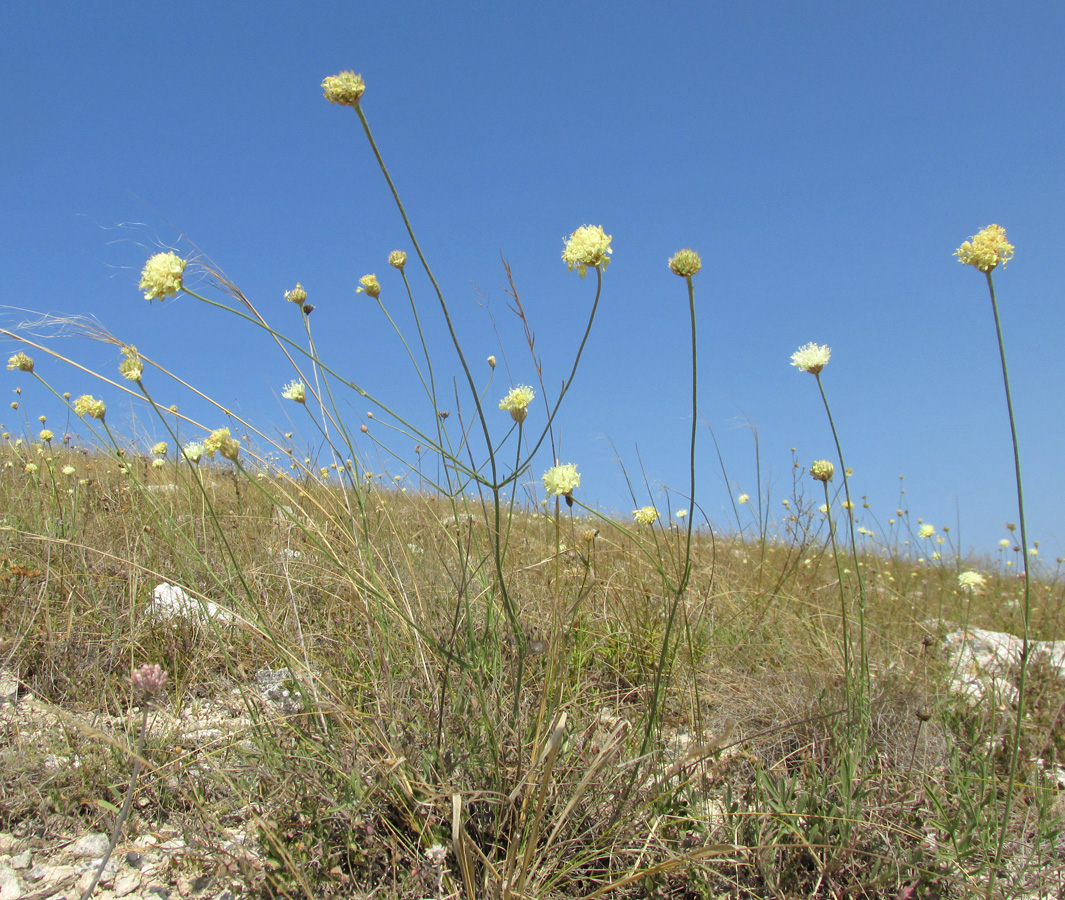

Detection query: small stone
xmin=9 ymin=850 xmax=31 ymax=869
xmin=0 ymin=866 xmax=20 ymax=900
xmin=24 ymin=864 xmax=47 ymax=883
xmin=125 ymin=851 xmax=143 ymax=868
xmin=71 ymin=832 xmax=110 ymax=858
xmin=146 ymin=884 xmax=171 ymax=899
xmin=113 ymin=868 xmax=142 ymax=897
xmin=0 ymin=833 xmax=17 ymax=853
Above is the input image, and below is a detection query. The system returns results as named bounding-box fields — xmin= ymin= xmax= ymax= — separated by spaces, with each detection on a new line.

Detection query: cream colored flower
xmin=39 ymin=429 xmax=54 ymax=443
xmin=791 ymin=342 xmax=831 ymax=374
xmin=668 ymin=249 xmax=702 ymax=277
xmin=24 ymin=463 xmax=38 ymax=475
xmin=183 ymin=441 xmax=204 ymax=464
xmin=918 ymin=524 xmax=935 ymax=539
xmin=119 ymin=345 xmax=144 ymax=382
xmin=7 ymin=352 xmax=33 ymax=373
xmin=322 ymin=71 xmax=365 ymax=107
xmin=73 ymin=395 xmax=106 ymax=420
xmin=543 ymin=462 xmax=580 ymax=497
xmin=955 ymin=224 xmax=1014 ymax=273
xmin=958 ymin=570 xmax=986 ymax=590
xmin=388 ymin=250 xmax=407 ymax=270
xmin=62 ymin=465 xmax=76 ymax=477
xmin=562 ymin=225 xmax=612 ymax=278
xmin=499 ymin=385 xmax=534 ymax=423
xmin=487 ymin=355 xmax=497 ymax=368
xmin=810 ymin=459 xmax=834 ymax=482
xmin=356 ymin=274 xmax=381 ymax=299
xmin=139 ymin=252 xmax=186 ymax=301
xmin=737 ymin=493 xmax=750 ymax=504
xmin=282 ymin=380 xmax=306 ymax=403
xmin=152 ymin=442 xmax=167 ymax=456
xmin=204 ymin=427 xmax=240 ymax=462
xmin=284 ymin=283 xmax=308 ymax=305
xmin=633 ymin=506 xmax=659 ymax=526
xmin=151 ymin=458 xmax=165 ymax=469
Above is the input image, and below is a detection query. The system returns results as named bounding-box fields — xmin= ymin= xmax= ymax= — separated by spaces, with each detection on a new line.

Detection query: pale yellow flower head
xmin=633 ymin=506 xmax=659 ymax=526
xmin=791 ymin=342 xmax=831 ymax=375
xmin=954 ymin=224 xmax=1014 ymax=273
xmin=562 ymin=225 xmax=612 ymax=278
xmin=668 ymin=249 xmax=702 ymax=277
xmin=204 ymin=427 xmax=240 ymax=462
xmin=499 ymin=385 xmax=534 ymax=423
xmin=282 ymin=380 xmax=306 ymax=403
xmin=810 ymin=459 xmax=834 ymax=483
xmin=183 ymin=441 xmax=205 ymax=464
xmin=284 ymin=283 xmax=308 ymax=305
xmin=958 ymin=570 xmax=987 ymax=591
xmin=152 ymin=442 xmax=168 ymax=456
xmin=543 ymin=462 xmax=580 ymax=498
xmin=7 ymin=352 xmax=33 ymax=373
xmin=73 ymin=394 xmax=106 ymax=420
xmin=117 ymin=346 xmax=143 ymax=383
xmin=151 ymin=458 xmax=165 ymax=469
xmin=356 ymin=274 xmax=381 ymax=299
xmin=139 ymin=252 xmax=186 ymax=301
xmin=61 ymin=465 xmax=76 ymax=477
xmin=388 ymin=250 xmax=407 ymax=270
xmin=39 ymin=429 xmax=54 ymax=443
xmin=737 ymin=493 xmax=750 ymax=504
xmin=487 ymin=355 xmax=497 ymax=368
xmin=918 ymin=523 xmax=935 ymax=539
xmin=322 ymin=71 xmax=366 ymax=107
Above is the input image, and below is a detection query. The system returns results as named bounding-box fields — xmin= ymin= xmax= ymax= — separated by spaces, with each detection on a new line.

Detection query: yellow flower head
xmin=737 ymin=493 xmax=750 ymax=504
xmin=73 ymin=394 xmax=106 ymax=420
xmin=499 ymin=385 xmax=535 ymax=423
xmin=119 ymin=345 xmax=144 ymax=382
xmin=152 ymin=442 xmax=168 ymax=456
xmin=918 ymin=523 xmax=935 ymax=539
xmin=183 ymin=441 xmax=205 ymax=464
xmin=356 ymin=274 xmax=381 ymax=299
xmin=791 ymin=342 xmax=831 ymax=374
xmin=39 ymin=429 xmax=54 ymax=443
xmin=204 ymin=427 xmax=240 ymax=462
xmin=633 ymin=506 xmax=659 ymax=526
xmin=7 ymin=352 xmax=33 ymax=373
xmin=487 ymin=355 xmax=497 ymax=368
xmin=543 ymin=462 xmax=580 ymax=498
xmin=562 ymin=225 xmax=612 ymax=278
xmin=954 ymin=224 xmax=1014 ymax=273
xmin=282 ymin=380 xmax=306 ymax=403
xmin=810 ymin=459 xmax=834 ymax=483
xmin=958 ymin=570 xmax=986 ymax=591
xmin=284 ymin=283 xmax=308 ymax=305
xmin=322 ymin=71 xmax=366 ymax=107
xmin=388 ymin=250 xmax=407 ymax=270
xmin=668 ymin=249 xmax=702 ymax=277
xmin=139 ymin=252 xmax=187 ymax=301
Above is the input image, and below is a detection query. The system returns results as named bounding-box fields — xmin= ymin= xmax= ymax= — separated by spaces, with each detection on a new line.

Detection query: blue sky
xmin=3 ymin=2 xmax=1064 ymax=559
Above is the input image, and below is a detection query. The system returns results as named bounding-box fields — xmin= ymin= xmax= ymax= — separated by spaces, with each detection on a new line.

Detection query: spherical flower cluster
xmin=958 ymin=570 xmax=987 ymax=590
xmin=74 ymin=394 xmax=106 ymax=420
xmin=62 ymin=465 xmax=76 ymax=477
xmin=39 ymin=429 xmax=54 ymax=443
xmin=151 ymin=458 xmax=165 ymax=469
xmin=633 ymin=506 xmax=659 ymax=526
xmin=356 ymin=274 xmax=381 ymax=299
xmin=955 ymin=224 xmax=1014 ymax=273
xmin=791 ymin=342 xmax=831 ymax=375
xmin=487 ymin=355 xmax=497 ymax=368
xmin=152 ymin=442 xmax=168 ymax=456
xmin=204 ymin=427 xmax=240 ymax=462
xmin=131 ymin=663 xmax=168 ymax=700
xmin=499 ymin=385 xmax=534 ymax=423
xmin=562 ymin=225 xmax=612 ymax=278
xmin=119 ymin=346 xmax=144 ymax=382
xmin=7 ymin=352 xmax=33 ymax=373
xmin=810 ymin=459 xmax=835 ymax=483
xmin=668 ymin=248 xmax=702 ymax=277
xmin=737 ymin=493 xmax=750 ymax=504
xmin=388 ymin=250 xmax=407 ymax=270
xmin=282 ymin=380 xmax=307 ymax=403
xmin=918 ymin=523 xmax=935 ymax=539
xmin=322 ymin=71 xmax=366 ymax=107
xmin=543 ymin=462 xmax=580 ymax=498
xmin=183 ymin=441 xmax=205 ymax=464
xmin=284 ymin=283 xmax=308 ymax=305
xmin=139 ymin=252 xmax=186 ymax=301
xmin=24 ymin=463 xmax=38 ymax=475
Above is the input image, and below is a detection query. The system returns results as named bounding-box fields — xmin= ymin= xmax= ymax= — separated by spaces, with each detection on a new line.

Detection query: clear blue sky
xmin=3 ymin=2 xmax=1064 ymax=559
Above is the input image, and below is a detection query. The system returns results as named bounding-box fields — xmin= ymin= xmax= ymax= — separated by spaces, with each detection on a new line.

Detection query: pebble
xmin=9 ymin=850 xmax=31 ymax=869
xmin=0 ymin=866 xmax=19 ymax=900
xmin=71 ymin=831 xmax=111 ymax=858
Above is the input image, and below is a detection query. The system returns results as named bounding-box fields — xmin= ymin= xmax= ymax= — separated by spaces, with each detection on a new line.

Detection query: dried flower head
xmin=7 ymin=352 xmax=33 ymax=373
xmin=204 ymin=427 xmax=240 ymax=462
xmin=668 ymin=249 xmax=702 ymax=277
xmin=499 ymin=385 xmax=535 ymax=423
xmin=633 ymin=506 xmax=659 ymax=526
xmin=388 ymin=250 xmax=407 ymax=270
xmin=282 ymin=380 xmax=306 ymax=403
xmin=356 ymin=274 xmax=381 ymax=299
xmin=139 ymin=252 xmax=187 ymax=301
xmin=74 ymin=394 xmax=106 ymax=420
xmin=562 ymin=225 xmax=612 ymax=278
xmin=958 ymin=570 xmax=987 ymax=590
xmin=131 ymin=663 xmax=168 ymax=700
xmin=39 ymin=429 xmax=54 ymax=443
xmin=322 ymin=71 xmax=366 ymax=107
xmin=152 ymin=442 xmax=168 ymax=456
xmin=810 ymin=460 xmax=835 ymax=483
xmin=284 ymin=283 xmax=308 ymax=305
xmin=955 ymin=224 xmax=1014 ymax=273
xmin=183 ymin=441 xmax=204 ymax=464
xmin=543 ymin=462 xmax=580 ymax=498
xmin=790 ymin=342 xmax=831 ymax=375
xmin=119 ymin=345 xmax=144 ymax=382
